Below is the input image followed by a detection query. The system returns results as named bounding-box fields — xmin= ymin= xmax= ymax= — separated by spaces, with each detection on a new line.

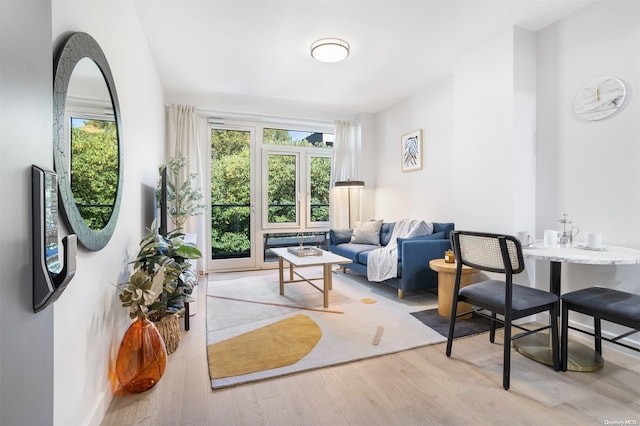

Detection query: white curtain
xmin=330 ymin=121 xmax=362 ymax=229
xmin=166 ymin=104 xmax=205 ymax=272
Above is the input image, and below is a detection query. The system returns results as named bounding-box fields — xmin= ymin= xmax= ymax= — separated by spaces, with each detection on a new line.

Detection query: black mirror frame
xmin=53 ymin=32 xmax=123 ymax=251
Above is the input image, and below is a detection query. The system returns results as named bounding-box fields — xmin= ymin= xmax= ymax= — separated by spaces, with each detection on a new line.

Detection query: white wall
xmin=373 ymin=77 xmax=455 ymax=223
xmin=452 ymin=27 xmax=537 ymax=286
xmin=371 ymin=27 xmax=536 ymax=234
xmin=358 ymin=113 xmax=377 ymax=222
xmin=0 ymin=2 xmax=55 ymax=425
xmin=513 ymin=28 xmax=537 ymax=236
xmin=537 ymin=1 xmax=640 ymax=249
xmin=51 ymin=1 xmax=165 ymax=424
xmin=536 ymin=2 xmax=640 ymax=341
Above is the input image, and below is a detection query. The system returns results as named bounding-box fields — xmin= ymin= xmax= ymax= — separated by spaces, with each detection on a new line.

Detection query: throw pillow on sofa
xmin=351 ymin=219 xmax=383 ymax=245
xmin=330 ymin=229 xmax=353 ymax=244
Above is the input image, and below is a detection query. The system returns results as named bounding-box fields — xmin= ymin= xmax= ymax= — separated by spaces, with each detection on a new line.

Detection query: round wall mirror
xmin=53 ymin=32 xmax=123 ymax=251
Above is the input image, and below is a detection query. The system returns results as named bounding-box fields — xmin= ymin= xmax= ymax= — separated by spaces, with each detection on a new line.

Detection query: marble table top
xmin=523 ymin=240 xmax=640 ymax=265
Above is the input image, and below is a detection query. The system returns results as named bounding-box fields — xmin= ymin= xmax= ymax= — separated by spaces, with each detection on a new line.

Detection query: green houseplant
xmin=118 ymin=223 xmax=202 ymax=353
xmin=159 ymin=152 xmax=205 ymax=229
xmin=129 ymin=226 xmax=202 ymax=319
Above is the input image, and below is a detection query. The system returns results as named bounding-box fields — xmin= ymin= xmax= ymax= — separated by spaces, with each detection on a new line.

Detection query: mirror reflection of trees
xmin=70 ymin=118 xmax=118 ymax=230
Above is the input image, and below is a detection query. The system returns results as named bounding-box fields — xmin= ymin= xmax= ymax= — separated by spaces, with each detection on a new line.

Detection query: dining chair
xmin=561 ymin=287 xmax=640 ymax=371
xmin=446 ymin=230 xmax=561 ymax=390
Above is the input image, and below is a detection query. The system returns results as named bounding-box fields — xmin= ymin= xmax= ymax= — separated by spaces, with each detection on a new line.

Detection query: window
xmin=262 ymin=128 xmax=333 ymax=228
xmin=206 ymin=119 xmax=334 ymax=271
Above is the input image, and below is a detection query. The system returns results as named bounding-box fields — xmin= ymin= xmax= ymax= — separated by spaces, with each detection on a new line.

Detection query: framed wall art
xmin=401 ymin=129 xmax=422 ymax=172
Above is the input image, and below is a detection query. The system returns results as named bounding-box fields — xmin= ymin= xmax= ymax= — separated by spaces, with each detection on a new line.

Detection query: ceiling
xmin=133 ymin=0 xmax=593 ymax=116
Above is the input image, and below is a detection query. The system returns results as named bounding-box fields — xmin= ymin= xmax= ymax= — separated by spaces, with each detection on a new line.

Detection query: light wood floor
xmin=102 ymin=273 xmax=640 ymax=425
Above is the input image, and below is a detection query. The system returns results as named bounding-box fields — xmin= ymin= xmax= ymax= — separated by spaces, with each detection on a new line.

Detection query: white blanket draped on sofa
xmin=367 ymin=219 xmax=431 ymax=282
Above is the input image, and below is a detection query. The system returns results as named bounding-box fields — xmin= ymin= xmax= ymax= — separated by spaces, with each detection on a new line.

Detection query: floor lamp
xmin=334 ymin=180 xmax=365 ymax=228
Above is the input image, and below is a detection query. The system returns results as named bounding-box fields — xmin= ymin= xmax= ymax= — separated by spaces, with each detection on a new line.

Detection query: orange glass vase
xmin=115 ymin=315 xmax=167 ymax=393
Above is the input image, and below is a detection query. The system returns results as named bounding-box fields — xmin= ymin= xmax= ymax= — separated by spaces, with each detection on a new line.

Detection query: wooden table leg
xmin=278 ymin=256 xmax=284 ymax=295
xmin=323 ymin=263 xmax=331 ymax=308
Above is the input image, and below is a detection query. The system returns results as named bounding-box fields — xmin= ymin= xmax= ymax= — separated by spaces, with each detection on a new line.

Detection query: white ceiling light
xmin=310 ymin=38 xmax=350 ymax=63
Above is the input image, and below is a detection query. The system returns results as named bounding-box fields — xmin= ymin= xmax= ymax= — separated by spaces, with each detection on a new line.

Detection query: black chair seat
xmin=562 ymin=287 xmax=640 ymax=328
xmin=561 ymin=286 xmax=640 ymax=371
xmin=461 ymin=280 xmax=559 ymax=314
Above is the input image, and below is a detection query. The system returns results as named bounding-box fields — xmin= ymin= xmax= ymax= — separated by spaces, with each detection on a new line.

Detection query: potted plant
xmin=115 ymin=266 xmax=168 ymax=393
xmin=157 ymin=152 xmax=205 ymax=318
xmin=119 ymin=223 xmax=202 ymax=353
xmin=159 ymin=152 xmax=205 ymax=230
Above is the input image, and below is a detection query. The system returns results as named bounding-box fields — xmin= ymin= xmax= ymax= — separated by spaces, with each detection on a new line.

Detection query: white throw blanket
xmin=367 ymin=219 xmax=425 ymax=282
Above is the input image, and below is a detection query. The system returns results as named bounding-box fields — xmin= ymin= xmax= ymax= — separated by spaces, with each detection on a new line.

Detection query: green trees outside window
xmin=211 ymin=127 xmax=332 ymax=260
xmin=211 ymin=129 xmax=251 ymax=258
xmin=309 ymin=156 xmax=331 ymax=222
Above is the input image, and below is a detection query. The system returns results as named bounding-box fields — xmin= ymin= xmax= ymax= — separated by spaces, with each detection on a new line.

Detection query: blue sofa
xmin=328 ymin=222 xmax=454 ymax=298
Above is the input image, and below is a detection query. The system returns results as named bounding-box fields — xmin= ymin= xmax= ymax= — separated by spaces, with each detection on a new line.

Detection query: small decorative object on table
xmin=444 ymin=249 xmax=455 ymax=263
xmin=287 ymin=246 xmax=323 ymax=257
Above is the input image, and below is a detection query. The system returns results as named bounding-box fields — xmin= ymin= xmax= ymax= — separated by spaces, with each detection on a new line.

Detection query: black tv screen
xmin=159 ymin=165 xmax=168 ymax=235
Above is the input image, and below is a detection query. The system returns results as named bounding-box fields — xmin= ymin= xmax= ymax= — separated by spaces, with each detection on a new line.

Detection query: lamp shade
xmin=310 ymin=38 xmax=350 ymax=63
xmin=334 ymin=180 xmax=365 ymax=188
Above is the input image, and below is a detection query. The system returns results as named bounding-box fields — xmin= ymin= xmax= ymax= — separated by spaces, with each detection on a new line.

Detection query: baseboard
xmin=81 ymin=386 xmax=112 ymax=426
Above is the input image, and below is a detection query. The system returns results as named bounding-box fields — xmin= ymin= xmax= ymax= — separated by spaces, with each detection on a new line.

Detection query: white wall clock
xmin=574 ymin=77 xmax=626 ymax=121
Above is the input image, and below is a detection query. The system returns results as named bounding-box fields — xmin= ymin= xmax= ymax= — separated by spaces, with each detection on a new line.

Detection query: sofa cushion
xmin=380 ymin=222 xmax=395 ymax=246
xmin=396 ymin=231 xmax=446 ymax=259
xmin=433 ymin=222 xmax=455 ymax=239
xmin=329 ymin=229 xmax=353 ymax=245
xmin=351 ymin=220 xmax=383 ymax=245
xmin=331 ymin=243 xmax=379 ymax=262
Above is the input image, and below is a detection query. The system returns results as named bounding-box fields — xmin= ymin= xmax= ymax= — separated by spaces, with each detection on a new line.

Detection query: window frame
xmin=260 ymin=126 xmax=333 ymax=231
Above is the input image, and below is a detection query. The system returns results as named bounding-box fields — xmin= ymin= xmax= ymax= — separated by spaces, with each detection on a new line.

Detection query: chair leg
xmin=502 ymin=317 xmax=511 ymax=390
xmin=594 ymin=317 xmax=602 ymax=355
xmin=445 ymin=296 xmax=459 ymax=357
xmin=551 ymin=303 xmax=560 ymax=371
xmin=490 ymin=312 xmax=497 ymax=343
xmin=561 ymin=301 xmax=569 ymax=372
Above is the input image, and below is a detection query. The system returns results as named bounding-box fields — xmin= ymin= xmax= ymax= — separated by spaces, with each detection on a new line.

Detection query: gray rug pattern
xmin=410 ymin=309 xmax=503 ymax=339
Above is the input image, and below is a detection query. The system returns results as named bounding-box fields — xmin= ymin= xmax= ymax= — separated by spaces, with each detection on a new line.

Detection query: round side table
xmin=429 ymin=258 xmax=478 ymax=319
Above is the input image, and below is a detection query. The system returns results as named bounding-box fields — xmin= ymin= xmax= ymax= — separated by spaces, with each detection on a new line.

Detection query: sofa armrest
xmin=399 ymin=239 xmax=452 ymax=291
xmin=401 ymin=239 xmax=451 ymax=265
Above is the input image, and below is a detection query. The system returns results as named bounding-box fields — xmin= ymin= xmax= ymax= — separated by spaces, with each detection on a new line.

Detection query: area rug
xmin=206 ymin=269 xmax=444 ymax=389
xmin=411 ymin=308 xmax=503 ymax=339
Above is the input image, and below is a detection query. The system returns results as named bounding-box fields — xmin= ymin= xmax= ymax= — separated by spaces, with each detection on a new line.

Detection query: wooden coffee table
xmin=270 ymin=248 xmax=351 ymax=308
xmin=429 ymin=258 xmax=478 ymax=319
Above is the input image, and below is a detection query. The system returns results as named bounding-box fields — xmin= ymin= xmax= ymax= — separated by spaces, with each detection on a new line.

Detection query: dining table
xmin=518 ymin=240 xmax=640 ymax=371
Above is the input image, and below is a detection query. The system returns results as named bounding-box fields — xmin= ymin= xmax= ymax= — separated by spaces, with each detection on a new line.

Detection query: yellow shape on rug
xmin=207 ymin=314 xmax=322 ymax=380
